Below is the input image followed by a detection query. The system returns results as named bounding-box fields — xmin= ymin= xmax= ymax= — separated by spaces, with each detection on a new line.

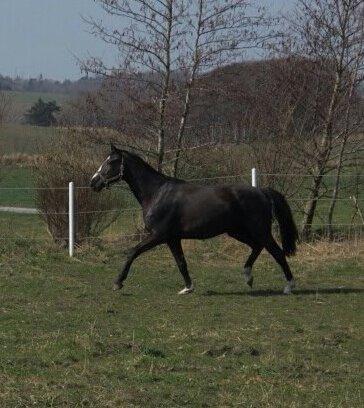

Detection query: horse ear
xmin=110 ymin=143 xmax=117 ymax=152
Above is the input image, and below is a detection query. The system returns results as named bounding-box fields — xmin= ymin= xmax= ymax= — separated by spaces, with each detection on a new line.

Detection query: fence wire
xmin=0 ymin=172 xmax=363 ymax=191
xmin=1 ymin=171 xmax=363 ymax=244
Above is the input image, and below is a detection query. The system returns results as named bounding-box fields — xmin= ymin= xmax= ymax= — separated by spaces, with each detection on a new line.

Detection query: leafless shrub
xmin=35 ymin=130 xmax=124 ymax=247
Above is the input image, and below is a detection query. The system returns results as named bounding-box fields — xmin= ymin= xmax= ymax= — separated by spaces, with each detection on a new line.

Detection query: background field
xmin=6 ymin=90 xmax=69 ymax=123
xmin=0 ymin=238 xmax=363 ymax=407
xmin=8 ymin=89 xmax=68 ymax=105
xmin=0 ymin=98 xmax=363 ymax=406
xmin=0 ymin=124 xmax=58 ymax=155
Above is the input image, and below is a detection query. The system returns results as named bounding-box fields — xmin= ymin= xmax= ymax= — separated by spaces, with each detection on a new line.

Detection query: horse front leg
xmin=113 ymin=234 xmax=163 ymax=290
xmin=167 ymin=240 xmax=194 ymax=295
xmin=243 ymin=245 xmax=263 ymax=288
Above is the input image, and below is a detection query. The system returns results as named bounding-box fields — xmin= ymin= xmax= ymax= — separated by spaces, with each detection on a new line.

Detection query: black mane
xmin=123 ymin=150 xmax=185 ymax=184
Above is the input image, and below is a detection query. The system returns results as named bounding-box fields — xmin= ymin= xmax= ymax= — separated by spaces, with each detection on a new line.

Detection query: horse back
xmin=145 ymin=183 xmax=271 ymax=239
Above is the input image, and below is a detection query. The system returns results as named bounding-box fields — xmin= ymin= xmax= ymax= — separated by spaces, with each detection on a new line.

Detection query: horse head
xmin=90 ymin=144 xmax=125 ymax=192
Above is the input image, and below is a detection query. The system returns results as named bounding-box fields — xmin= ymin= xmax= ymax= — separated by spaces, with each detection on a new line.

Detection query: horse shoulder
xmin=143 ymin=183 xmax=181 ymax=229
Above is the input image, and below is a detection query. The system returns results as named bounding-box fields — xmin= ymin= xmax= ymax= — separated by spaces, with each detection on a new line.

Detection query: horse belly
xmin=180 ymin=206 xmax=234 ymax=239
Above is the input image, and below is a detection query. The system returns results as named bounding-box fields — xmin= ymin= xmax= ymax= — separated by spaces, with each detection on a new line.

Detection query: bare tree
xmin=284 ymin=0 xmax=364 ymax=238
xmin=82 ymin=0 xmax=268 ymax=172
xmin=172 ymin=0 xmax=268 ymax=175
xmin=82 ymin=0 xmax=189 ymax=170
xmin=327 ymin=52 xmax=364 ymax=238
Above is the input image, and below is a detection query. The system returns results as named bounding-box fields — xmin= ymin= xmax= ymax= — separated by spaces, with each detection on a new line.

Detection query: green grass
xmin=0 ymin=213 xmax=46 ymax=239
xmin=0 ymin=166 xmax=36 ymax=207
xmin=0 ymin=238 xmax=363 ymax=407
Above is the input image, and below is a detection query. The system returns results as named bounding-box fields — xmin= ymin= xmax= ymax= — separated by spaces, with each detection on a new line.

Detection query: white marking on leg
xmin=243 ymin=267 xmax=252 ymax=282
xmin=283 ymin=278 xmax=295 ymax=295
xmin=178 ymin=284 xmax=194 ymax=295
xmin=243 ymin=267 xmax=254 ymax=288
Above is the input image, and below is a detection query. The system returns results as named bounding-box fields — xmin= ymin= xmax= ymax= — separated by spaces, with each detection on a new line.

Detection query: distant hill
xmin=0 ymin=75 xmax=102 ymax=123
xmin=0 ymin=74 xmax=101 ymax=95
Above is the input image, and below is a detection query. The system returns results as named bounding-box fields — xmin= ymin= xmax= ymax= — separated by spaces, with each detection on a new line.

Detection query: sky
xmin=0 ymin=0 xmax=295 ymax=81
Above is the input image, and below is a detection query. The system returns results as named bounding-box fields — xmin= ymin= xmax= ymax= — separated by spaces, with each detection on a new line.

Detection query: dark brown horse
xmin=90 ymin=145 xmax=298 ymax=294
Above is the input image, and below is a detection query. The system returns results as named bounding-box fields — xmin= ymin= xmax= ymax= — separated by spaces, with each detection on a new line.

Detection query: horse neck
xmin=123 ymin=154 xmax=167 ymax=206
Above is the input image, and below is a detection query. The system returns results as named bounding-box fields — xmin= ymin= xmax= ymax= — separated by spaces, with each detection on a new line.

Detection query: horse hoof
xmin=283 ymin=286 xmax=292 ymax=295
xmin=113 ymin=282 xmax=123 ymax=291
xmin=283 ymin=279 xmax=295 ymax=295
xmin=247 ymin=276 xmax=254 ymax=288
xmin=178 ymin=286 xmax=194 ymax=295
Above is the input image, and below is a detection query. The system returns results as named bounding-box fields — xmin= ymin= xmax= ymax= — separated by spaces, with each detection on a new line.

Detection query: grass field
xmin=0 ymin=124 xmax=58 ymax=156
xmin=0 ymin=238 xmax=363 ymax=407
xmin=0 ymin=166 xmax=36 ymax=207
xmin=7 ymin=90 xmax=69 ymax=105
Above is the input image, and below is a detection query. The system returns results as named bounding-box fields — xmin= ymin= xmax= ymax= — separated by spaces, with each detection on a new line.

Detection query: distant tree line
xmin=0 ymin=74 xmax=101 ymax=95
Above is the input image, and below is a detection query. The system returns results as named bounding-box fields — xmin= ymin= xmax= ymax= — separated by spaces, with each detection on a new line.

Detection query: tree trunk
xmin=301 ymin=71 xmax=342 ymax=237
xmin=157 ymin=93 xmax=168 ymax=171
xmin=172 ymin=83 xmax=192 ymax=176
xmin=327 ymin=60 xmax=359 ymax=239
xmin=301 ymin=172 xmax=323 ymax=239
xmin=172 ymin=0 xmax=203 ymax=177
xmin=156 ymin=1 xmax=173 ymax=172
xmin=327 ymin=138 xmax=346 ymax=239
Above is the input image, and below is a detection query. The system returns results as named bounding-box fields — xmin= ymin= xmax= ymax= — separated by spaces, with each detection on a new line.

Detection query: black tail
xmin=263 ymin=188 xmax=298 ymax=256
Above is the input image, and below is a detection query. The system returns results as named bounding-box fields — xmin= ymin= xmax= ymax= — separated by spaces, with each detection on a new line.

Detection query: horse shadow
xmin=202 ymin=287 xmax=364 ymax=297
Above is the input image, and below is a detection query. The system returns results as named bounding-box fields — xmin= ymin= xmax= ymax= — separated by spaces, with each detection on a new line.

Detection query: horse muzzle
xmin=90 ymin=173 xmax=105 ymax=192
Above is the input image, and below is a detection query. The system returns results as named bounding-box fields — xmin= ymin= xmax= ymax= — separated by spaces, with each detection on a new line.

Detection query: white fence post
xmin=251 ymin=168 xmax=258 ymax=187
xmin=68 ymin=182 xmax=74 ymax=257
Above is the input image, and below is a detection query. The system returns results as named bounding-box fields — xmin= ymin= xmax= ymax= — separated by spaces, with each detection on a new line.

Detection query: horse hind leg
xmin=265 ymin=237 xmax=295 ymax=294
xmin=168 ymin=240 xmax=194 ymax=295
xmin=229 ymin=233 xmax=262 ymax=288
